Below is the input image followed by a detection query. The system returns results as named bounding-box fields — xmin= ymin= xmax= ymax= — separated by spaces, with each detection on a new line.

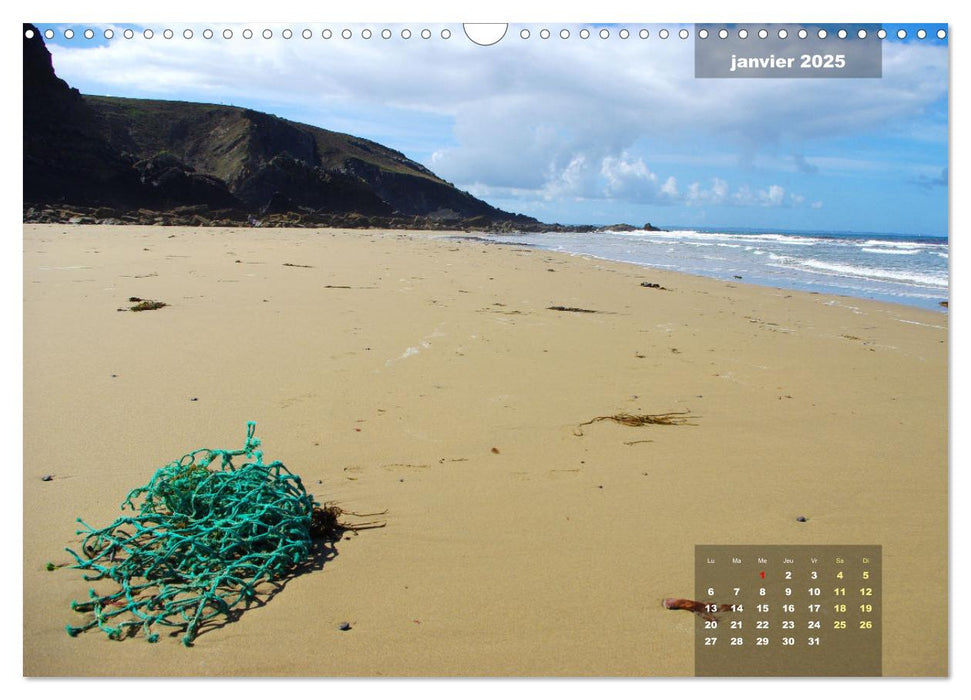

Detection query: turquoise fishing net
xmin=65 ymin=422 xmax=321 ymax=646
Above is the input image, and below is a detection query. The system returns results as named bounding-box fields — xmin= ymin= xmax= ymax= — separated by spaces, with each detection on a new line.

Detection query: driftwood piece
xmin=663 ymin=598 xmax=734 ymax=622
xmin=547 ymin=305 xmax=599 ymax=313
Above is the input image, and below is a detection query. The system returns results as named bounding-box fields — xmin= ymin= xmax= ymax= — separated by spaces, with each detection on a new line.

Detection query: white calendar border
xmin=6 ymin=0 xmax=963 ymax=697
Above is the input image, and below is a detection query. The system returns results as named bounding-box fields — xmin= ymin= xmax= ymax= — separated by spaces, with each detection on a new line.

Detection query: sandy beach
xmin=22 ymin=223 xmax=947 ymax=676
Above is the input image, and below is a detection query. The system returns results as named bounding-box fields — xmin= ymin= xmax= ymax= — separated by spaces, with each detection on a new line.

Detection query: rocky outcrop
xmin=130 ymin=152 xmax=239 ymax=209
xmin=23 ymin=24 xmax=653 ymax=234
xmin=235 ymin=152 xmax=392 ymax=215
xmin=24 ymin=24 xmax=147 ymax=208
xmin=22 ymin=22 xmax=541 ymax=227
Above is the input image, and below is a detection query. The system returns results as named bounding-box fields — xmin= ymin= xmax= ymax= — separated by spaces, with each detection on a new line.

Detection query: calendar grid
xmin=694 ymin=545 xmax=881 ymax=676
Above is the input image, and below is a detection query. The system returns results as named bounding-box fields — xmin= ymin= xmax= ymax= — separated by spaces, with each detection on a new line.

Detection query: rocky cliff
xmin=23 ymin=23 xmax=542 ymax=230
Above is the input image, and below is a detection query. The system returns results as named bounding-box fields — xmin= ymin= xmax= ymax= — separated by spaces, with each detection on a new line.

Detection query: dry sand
xmin=22 ymin=223 xmax=947 ymax=676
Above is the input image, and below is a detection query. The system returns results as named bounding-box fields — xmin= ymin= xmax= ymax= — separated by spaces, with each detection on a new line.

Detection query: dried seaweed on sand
xmin=574 ymin=410 xmax=697 ymax=436
xmin=310 ymin=504 xmax=387 ymax=539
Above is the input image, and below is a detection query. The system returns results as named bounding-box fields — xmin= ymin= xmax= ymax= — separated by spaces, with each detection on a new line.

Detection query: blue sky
xmin=35 ymin=22 xmax=949 ymax=236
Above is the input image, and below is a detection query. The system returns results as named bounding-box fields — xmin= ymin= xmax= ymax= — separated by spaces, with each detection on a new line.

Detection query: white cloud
xmin=542 ymin=154 xmax=594 ymax=200
xmin=765 ymin=185 xmax=785 ymax=206
xmin=660 ymin=176 xmax=678 ymax=198
xmin=680 ymin=179 xmax=803 ymax=209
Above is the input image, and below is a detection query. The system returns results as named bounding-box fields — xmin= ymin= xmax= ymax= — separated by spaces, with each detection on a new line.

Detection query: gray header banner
xmin=695 ymin=24 xmax=883 ymax=78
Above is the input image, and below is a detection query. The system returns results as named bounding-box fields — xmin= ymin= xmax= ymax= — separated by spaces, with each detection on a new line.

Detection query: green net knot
xmin=63 ymin=422 xmax=319 ymax=646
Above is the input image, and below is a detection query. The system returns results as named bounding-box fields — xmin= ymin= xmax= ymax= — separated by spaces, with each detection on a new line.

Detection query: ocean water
xmin=487 ymin=228 xmax=949 ymax=312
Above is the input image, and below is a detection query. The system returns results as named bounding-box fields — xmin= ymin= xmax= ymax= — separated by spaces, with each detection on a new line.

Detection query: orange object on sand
xmin=662 ymin=597 xmax=734 ymax=622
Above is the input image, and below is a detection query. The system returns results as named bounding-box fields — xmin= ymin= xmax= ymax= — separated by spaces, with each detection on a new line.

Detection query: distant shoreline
xmin=483 ymin=228 xmax=949 ymax=313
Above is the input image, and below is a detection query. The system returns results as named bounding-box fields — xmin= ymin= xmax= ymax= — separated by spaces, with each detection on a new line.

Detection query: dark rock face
xmin=23 ymin=24 xmax=74 ymax=101
xmin=237 ymin=153 xmax=392 ymax=215
xmin=259 ymin=191 xmax=293 ymax=216
xmin=339 ymin=157 xmax=505 ymax=219
xmin=131 ymin=153 xmax=239 ymax=209
xmin=24 ymin=24 xmax=146 ymax=208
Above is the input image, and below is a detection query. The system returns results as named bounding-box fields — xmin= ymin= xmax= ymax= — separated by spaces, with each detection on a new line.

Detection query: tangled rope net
xmin=65 ymin=422 xmax=322 ymax=646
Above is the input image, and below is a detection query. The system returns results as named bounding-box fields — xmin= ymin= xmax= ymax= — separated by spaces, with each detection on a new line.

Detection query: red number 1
xmin=760 ymin=571 xmax=765 ymax=579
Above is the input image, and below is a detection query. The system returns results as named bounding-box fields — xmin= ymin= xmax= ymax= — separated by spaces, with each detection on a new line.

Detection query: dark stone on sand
xmin=339 ymin=622 xmax=351 ymax=631
xmin=41 ymin=474 xmax=54 ymax=481
xmin=129 ymin=299 xmax=166 ymax=311
xmin=796 ymin=516 xmax=807 ymax=522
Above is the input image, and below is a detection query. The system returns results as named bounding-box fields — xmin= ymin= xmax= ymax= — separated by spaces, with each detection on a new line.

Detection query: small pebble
xmin=41 ymin=475 xmax=54 ymax=482
xmin=338 ymin=622 xmax=351 ymax=631
xmin=796 ymin=516 xmax=808 ymax=522
xmin=190 ymin=397 xmax=198 ymax=402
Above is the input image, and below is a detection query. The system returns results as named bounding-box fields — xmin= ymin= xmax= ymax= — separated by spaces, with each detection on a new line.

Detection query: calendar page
xmin=22 ymin=1 xmax=949 ymax=680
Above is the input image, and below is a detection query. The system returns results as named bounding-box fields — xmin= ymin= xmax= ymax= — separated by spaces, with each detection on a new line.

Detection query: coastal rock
xmin=260 ymin=191 xmax=294 ymax=216
xmin=23 ymin=25 xmax=539 ymax=227
xmin=23 ymin=26 xmax=620 ymax=234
